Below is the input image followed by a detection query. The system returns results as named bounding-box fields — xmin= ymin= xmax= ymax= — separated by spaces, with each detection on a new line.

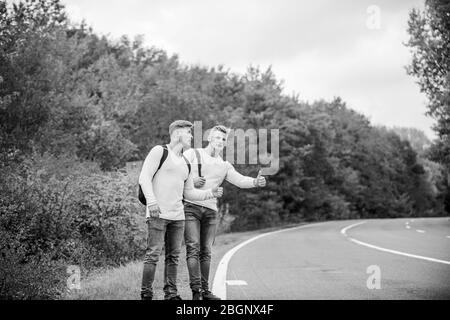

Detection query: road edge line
xmin=211 ymin=222 xmax=320 ymax=300
xmin=341 ymin=221 xmax=450 ymax=266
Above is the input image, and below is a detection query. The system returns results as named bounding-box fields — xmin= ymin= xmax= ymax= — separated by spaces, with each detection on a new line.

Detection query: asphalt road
xmin=221 ymin=217 xmax=450 ymax=299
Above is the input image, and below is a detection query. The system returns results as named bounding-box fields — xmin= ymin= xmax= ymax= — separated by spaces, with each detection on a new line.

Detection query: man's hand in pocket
xmin=147 ymin=203 xmax=161 ymax=218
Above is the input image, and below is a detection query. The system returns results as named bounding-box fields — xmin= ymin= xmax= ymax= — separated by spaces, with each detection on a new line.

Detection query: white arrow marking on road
xmin=416 ymin=230 xmax=425 ymax=233
xmin=406 ymin=226 xmax=411 ymax=229
xmin=341 ymin=222 xmax=450 ymax=265
xmin=226 ymin=280 xmax=248 ymax=286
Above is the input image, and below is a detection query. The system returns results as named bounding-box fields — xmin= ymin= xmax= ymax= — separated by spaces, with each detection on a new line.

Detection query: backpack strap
xmin=153 ymin=145 xmax=169 ymax=179
xmin=138 ymin=145 xmax=169 ymax=206
xmin=193 ymin=149 xmax=202 ymax=177
xmin=182 ymin=155 xmax=191 ymax=181
xmin=155 ymin=145 xmax=190 ymax=180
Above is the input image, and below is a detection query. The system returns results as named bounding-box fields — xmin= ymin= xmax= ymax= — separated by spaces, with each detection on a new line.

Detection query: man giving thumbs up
xmin=183 ymin=125 xmax=267 ymax=300
xmin=253 ymin=169 xmax=267 ymax=187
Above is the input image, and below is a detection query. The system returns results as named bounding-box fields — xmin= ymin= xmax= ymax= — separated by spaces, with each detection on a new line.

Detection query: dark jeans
xmin=184 ymin=202 xmax=218 ymax=292
xmin=141 ymin=217 xmax=184 ymax=299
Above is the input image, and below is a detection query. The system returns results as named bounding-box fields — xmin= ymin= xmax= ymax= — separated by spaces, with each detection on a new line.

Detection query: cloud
xmin=59 ymin=0 xmax=434 ymax=138
xmin=60 ymin=0 xmax=422 ymax=64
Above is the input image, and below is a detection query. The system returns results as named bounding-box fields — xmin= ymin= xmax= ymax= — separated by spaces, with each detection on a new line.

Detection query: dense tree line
xmin=0 ymin=0 xmax=447 ymax=299
xmin=405 ymin=0 xmax=450 ymax=211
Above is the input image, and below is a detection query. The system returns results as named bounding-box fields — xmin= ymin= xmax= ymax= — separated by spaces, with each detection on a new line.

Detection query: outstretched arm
xmin=225 ymin=162 xmax=266 ymax=188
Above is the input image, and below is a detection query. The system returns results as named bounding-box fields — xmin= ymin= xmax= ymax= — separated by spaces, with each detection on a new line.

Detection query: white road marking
xmin=416 ymin=229 xmax=425 ymax=233
xmin=341 ymin=222 xmax=450 ymax=265
xmin=406 ymin=226 xmax=411 ymax=229
xmin=341 ymin=221 xmax=366 ymax=235
xmin=446 ymin=236 xmax=450 ymax=239
xmin=212 ymin=222 xmax=320 ymax=300
xmin=226 ymin=280 xmax=248 ymax=286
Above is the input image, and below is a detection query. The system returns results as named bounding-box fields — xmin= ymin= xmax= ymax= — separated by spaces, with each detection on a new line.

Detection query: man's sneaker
xmin=202 ymin=290 xmax=220 ymax=300
xmin=167 ymin=295 xmax=183 ymax=300
xmin=141 ymin=293 xmax=153 ymax=300
xmin=192 ymin=290 xmax=203 ymax=300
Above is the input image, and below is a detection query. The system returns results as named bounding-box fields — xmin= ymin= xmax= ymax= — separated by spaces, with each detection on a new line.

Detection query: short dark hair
xmin=169 ymin=120 xmax=193 ymax=135
xmin=211 ymin=125 xmax=228 ymax=134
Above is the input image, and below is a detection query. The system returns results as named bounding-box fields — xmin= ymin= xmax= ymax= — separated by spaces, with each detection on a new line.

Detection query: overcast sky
xmin=60 ymin=0 xmax=435 ymax=139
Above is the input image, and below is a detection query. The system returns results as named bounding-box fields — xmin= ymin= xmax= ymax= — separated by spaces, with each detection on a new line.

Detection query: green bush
xmin=0 ymin=234 xmax=67 ymax=300
xmin=0 ymin=153 xmax=146 ymax=299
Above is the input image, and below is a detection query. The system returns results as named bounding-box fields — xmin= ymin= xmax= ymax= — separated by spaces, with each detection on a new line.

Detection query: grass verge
xmin=65 ymin=223 xmax=306 ymax=300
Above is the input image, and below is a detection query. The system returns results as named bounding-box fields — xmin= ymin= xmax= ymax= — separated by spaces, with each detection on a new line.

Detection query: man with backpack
xmin=183 ymin=125 xmax=266 ymax=300
xmin=139 ymin=120 xmax=223 ymax=300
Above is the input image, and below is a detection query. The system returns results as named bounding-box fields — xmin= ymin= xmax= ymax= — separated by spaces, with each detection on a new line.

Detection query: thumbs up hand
xmin=212 ymin=186 xmax=223 ymax=198
xmin=253 ymin=169 xmax=266 ymax=187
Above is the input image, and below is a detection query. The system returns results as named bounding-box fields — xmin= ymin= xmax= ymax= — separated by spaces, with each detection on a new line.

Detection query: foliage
xmin=406 ymin=0 xmax=450 ymax=213
xmin=0 ymin=153 xmax=146 ymax=299
xmin=1 ymin=0 xmax=448 ymax=298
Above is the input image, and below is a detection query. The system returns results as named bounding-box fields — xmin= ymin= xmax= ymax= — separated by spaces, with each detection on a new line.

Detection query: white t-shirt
xmin=139 ymin=145 xmax=215 ymax=220
xmin=183 ymin=148 xmax=255 ymax=212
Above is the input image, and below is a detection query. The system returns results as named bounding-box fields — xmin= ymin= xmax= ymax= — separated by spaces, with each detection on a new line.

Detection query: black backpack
xmin=138 ymin=145 xmax=191 ymax=205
